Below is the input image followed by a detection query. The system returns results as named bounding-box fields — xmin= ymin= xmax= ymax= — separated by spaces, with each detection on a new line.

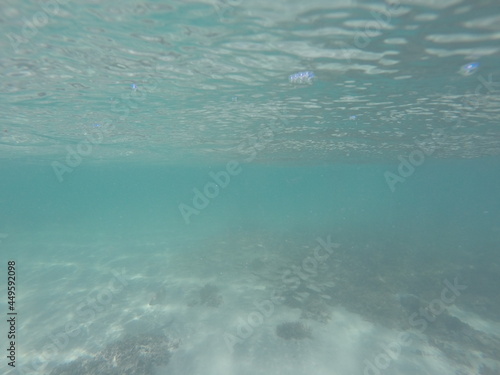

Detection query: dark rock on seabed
xmin=49 ymin=334 xmax=179 ymax=375
xmin=276 ymin=321 xmax=312 ymax=340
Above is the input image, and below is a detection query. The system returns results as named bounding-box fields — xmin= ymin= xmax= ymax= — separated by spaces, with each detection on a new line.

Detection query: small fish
xmin=459 ymin=62 xmax=479 ymax=76
xmin=289 ymin=71 xmax=315 ymax=84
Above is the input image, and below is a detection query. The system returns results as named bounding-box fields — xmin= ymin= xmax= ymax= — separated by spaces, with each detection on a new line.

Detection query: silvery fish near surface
xmin=459 ymin=62 xmax=479 ymax=76
xmin=289 ymin=71 xmax=315 ymax=84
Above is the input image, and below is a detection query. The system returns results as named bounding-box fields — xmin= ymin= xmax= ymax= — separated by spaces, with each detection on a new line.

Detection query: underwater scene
xmin=1 ymin=0 xmax=500 ymax=374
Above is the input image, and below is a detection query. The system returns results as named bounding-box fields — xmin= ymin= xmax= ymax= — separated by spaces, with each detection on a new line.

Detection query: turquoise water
xmin=1 ymin=1 xmax=500 ymax=374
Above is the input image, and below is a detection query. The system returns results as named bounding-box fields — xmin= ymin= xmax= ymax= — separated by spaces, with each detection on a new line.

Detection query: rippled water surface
xmin=1 ymin=0 xmax=499 ymax=163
